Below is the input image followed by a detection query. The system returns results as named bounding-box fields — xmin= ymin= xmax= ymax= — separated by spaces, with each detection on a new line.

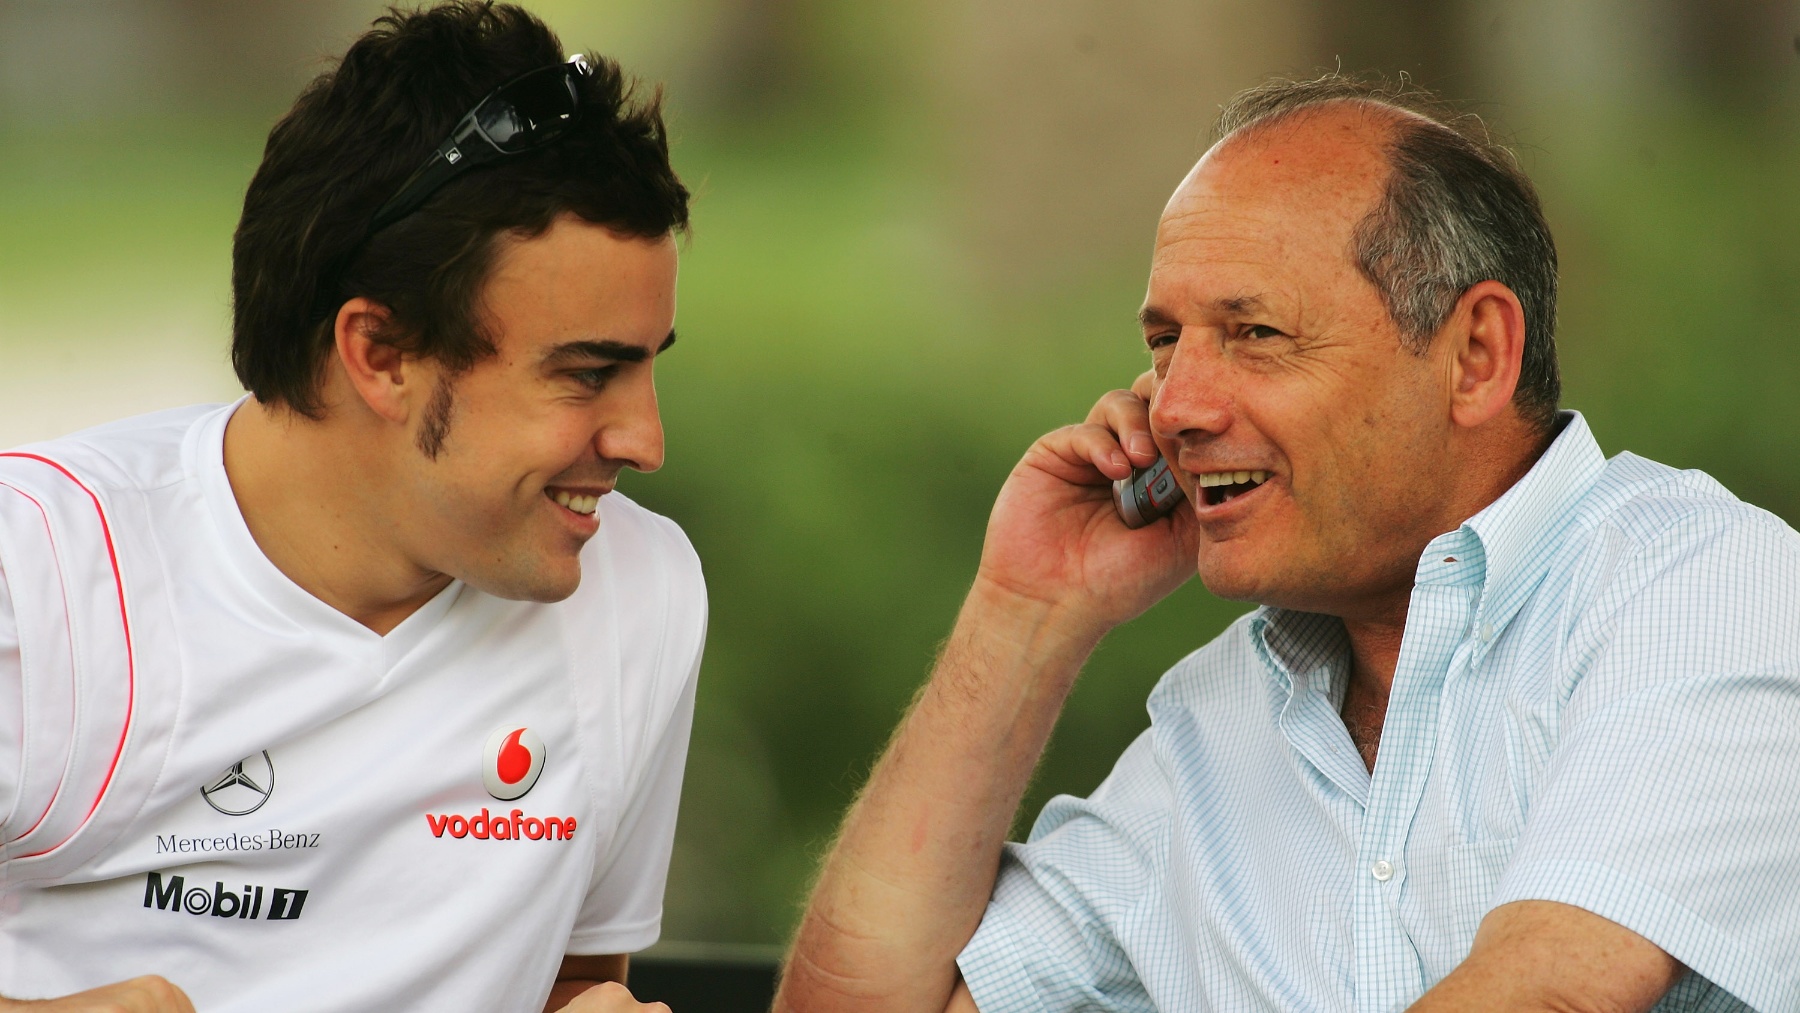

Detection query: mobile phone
xmin=1112 ymin=456 xmax=1186 ymax=528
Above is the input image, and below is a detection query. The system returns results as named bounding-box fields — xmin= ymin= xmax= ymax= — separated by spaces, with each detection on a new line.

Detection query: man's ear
xmin=1446 ymin=280 xmax=1527 ymax=431
xmin=333 ymin=298 xmax=415 ymax=424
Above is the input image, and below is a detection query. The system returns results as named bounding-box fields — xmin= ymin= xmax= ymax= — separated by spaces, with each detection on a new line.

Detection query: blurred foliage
xmin=0 ymin=119 xmax=247 ymax=324
xmin=1 ymin=0 xmax=1796 ymax=951
xmin=1548 ymin=106 xmax=1800 ymax=523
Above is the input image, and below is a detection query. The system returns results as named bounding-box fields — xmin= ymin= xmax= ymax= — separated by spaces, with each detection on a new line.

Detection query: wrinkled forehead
xmin=1149 ymin=104 xmax=1398 ymax=296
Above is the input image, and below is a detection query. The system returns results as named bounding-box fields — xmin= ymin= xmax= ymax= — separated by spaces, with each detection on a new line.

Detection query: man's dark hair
xmin=1215 ymin=74 xmax=1561 ymax=431
xmin=232 ymin=1 xmax=689 ymax=418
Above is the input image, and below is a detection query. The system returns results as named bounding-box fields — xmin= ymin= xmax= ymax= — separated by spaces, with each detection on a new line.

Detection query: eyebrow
xmin=543 ymin=330 xmax=677 ymax=365
xmin=1138 ymin=306 xmax=1181 ymax=330
xmin=1137 ymin=296 xmax=1269 ymax=330
xmin=1213 ymin=295 xmax=1267 ymax=316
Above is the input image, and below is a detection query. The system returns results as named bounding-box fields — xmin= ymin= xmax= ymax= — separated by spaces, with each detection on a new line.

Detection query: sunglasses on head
xmin=366 ymin=54 xmax=591 ymax=237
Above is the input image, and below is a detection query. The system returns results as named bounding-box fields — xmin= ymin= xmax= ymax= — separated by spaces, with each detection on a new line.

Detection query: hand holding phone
xmin=1112 ymin=456 xmax=1185 ymax=528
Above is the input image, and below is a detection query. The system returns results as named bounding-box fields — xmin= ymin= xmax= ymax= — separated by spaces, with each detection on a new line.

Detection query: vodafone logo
xmin=425 ymin=727 xmax=571 ymax=843
xmin=482 ymin=726 xmax=545 ymax=801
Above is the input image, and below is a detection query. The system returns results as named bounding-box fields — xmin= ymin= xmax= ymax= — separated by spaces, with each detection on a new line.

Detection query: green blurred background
xmin=2 ymin=0 xmax=1796 ymax=947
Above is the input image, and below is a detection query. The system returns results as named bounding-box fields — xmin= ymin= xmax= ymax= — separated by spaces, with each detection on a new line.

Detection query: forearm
xmin=1407 ymin=901 xmax=1681 ymax=1013
xmin=777 ymin=581 xmax=1103 ymax=1013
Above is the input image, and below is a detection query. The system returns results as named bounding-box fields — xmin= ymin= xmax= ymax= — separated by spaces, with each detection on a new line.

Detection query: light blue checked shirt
xmin=958 ymin=412 xmax=1800 ymax=1013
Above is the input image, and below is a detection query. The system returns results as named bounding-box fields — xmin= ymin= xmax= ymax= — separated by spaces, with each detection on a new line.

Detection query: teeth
xmin=1196 ymin=470 xmax=1270 ymax=488
xmin=549 ymin=490 xmax=601 ymax=516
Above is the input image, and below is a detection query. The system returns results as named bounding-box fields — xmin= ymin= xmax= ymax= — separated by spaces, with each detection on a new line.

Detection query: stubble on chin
xmin=1192 ymin=551 xmax=1267 ymax=605
xmin=453 ymin=513 xmax=590 ymax=603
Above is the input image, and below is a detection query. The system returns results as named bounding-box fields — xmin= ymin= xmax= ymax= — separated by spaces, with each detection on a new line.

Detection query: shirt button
xmin=1477 ymin=622 xmax=1494 ymax=643
xmin=1371 ymin=860 xmax=1394 ymax=882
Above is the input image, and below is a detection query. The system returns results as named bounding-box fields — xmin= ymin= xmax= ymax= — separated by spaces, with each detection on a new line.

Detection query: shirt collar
xmin=1417 ymin=410 xmax=1607 ymax=658
xmin=1251 ymin=608 xmax=1347 ymax=701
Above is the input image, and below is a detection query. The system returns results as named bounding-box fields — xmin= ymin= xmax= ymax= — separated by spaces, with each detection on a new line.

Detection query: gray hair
xmin=1215 ymin=74 xmax=1561 ymax=431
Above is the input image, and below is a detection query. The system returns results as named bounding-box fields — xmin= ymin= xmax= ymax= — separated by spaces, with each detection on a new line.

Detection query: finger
xmin=1082 ymin=388 xmax=1157 ymax=467
xmin=122 ymin=976 xmax=193 ymax=1013
xmin=562 ymin=980 xmax=653 ymax=1012
xmin=1035 ymin=422 xmax=1133 ymax=482
xmin=1130 ymin=368 xmax=1156 ymax=401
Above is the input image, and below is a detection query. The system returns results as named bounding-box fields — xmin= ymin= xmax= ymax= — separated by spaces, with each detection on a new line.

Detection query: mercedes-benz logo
xmin=200 ymin=751 xmax=275 ymax=816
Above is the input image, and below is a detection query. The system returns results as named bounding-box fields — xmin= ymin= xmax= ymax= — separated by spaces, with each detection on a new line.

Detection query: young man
xmin=0 ymin=5 xmax=697 ymax=1011
xmin=780 ymin=78 xmax=1800 ymax=1012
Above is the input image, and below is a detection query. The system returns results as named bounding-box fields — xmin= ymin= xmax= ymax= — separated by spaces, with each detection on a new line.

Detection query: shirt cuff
xmin=565 ymin=917 xmax=662 ymax=956
xmin=956 ymin=903 xmax=1054 ymax=1013
xmin=1492 ymin=859 xmax=1798 ymax=1012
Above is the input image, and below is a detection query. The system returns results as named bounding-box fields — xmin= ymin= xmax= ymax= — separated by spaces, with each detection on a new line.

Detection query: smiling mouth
xmin=546 ymin=487 xmax=605 ymax=516
xmin=1195 ymin=470 xmax=1271 ymax=507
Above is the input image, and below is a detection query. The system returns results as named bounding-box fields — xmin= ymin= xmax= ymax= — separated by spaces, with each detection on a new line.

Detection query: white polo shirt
xmin=0 ymin=403 xmax=706 ymax=1011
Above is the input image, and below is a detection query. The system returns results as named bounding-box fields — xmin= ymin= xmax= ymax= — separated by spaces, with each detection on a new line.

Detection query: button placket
xmin=1351 ymin=577 xmax=1469 ymax=1013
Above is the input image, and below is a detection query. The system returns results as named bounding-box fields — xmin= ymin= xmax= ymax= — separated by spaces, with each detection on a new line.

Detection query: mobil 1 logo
xmin=143 ymin=872 xmax=308 ymax=921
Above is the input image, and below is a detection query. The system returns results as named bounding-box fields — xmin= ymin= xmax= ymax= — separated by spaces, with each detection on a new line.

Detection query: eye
xmin=569 ymin=365 xmax=620 ymax=391
xmin=1146 ymin=332 xmax=1179 ymax=351
xmin=1244 ymin=324 xmax=1283 ymax=340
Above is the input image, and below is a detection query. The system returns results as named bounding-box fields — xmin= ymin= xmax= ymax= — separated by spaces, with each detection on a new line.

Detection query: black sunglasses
xmin=366 ymin=55 xmax=591 ymax=237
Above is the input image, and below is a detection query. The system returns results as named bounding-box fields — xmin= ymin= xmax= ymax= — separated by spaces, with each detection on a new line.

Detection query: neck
xmin=1342 ymin=613 xmax=1408 ymax=690
xmin=223 ymin=397 xmax=450 ymax=635
xmin=1339 ymin=416 xmax=1557 ymax=695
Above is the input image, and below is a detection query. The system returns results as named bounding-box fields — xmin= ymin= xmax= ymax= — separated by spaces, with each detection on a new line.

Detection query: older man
xmin=778 ymin=77 xmax=1800 ymax=1012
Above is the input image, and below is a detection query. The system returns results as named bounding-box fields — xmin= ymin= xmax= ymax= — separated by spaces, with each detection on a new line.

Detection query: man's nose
xmin=596 ymin=374 xmax=665 ymax=473
xmin=1150 ymin=329 xmax=1232 ymax=440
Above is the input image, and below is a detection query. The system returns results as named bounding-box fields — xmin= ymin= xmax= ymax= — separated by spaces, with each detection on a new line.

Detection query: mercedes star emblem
xmin=200 ymin=751 xmax=275 ymax=816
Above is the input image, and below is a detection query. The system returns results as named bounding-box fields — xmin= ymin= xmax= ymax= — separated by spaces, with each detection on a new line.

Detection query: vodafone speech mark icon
xmin=482 ymin=726 xmax=545 ymax=800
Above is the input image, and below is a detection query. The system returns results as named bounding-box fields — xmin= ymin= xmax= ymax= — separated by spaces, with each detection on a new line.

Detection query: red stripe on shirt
xmin=0 ymin=453 xmax=135 ymax=858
